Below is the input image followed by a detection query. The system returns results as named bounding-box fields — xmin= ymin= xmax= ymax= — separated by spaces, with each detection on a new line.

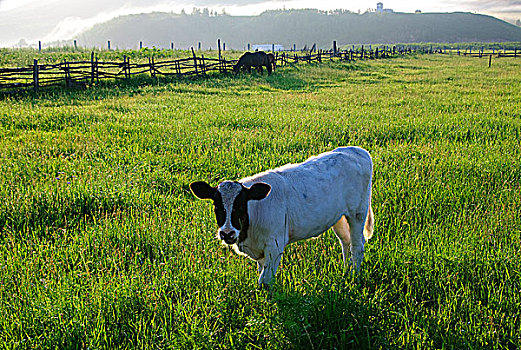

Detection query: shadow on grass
xmin=271 ymin=285 xmax=378 ymax=348
xmin=0 ymin=61 xmax=363 ymax=103
xmin=0 ymin=73 xmax=234 ymax=103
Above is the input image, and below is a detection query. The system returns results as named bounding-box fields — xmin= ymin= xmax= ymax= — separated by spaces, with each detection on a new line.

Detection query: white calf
xmin=190 ymin=146 xmax=374 ymax=288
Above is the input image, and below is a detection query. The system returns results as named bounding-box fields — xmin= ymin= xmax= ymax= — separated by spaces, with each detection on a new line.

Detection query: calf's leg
xmin=347 ymin=212 xmax=367 ymax=271
xmin=332 ymin=216 xmax=351 ymax=264
xmin=258 ymin=241 xmax=285 ymax=289
xmin=256 ymin=259 xmax=265 ymax=274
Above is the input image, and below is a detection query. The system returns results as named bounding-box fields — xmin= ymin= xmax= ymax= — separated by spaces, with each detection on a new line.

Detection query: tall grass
xmin=0 ymin=47 xmax=243 ymax=66
xmin=0 ymin=54 xmax=520 ymax=348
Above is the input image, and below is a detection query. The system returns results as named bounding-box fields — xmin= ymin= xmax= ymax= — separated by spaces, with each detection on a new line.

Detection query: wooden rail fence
xmin=0 ymin=46 xmax=439 ymax=94
xmin=450 ymin=48 xmax=520 ymax=58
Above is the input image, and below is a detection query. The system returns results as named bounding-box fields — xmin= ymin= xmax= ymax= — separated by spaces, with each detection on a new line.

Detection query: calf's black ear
xmin=246 ymin=183 xmax=271 ymax=201
xmin=190 ymin=181 xmax=217 ymax=200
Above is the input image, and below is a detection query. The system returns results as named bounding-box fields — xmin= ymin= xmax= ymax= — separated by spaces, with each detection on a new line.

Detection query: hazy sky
xmin=1 ymin=0 xmax=520 ymax=47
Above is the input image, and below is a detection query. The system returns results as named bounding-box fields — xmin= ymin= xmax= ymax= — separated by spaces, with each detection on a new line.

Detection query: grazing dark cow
xmin=233 ymin=51 xmax=272 ymax=75
xmin=190 ymin=147 xmax=374 ymax=288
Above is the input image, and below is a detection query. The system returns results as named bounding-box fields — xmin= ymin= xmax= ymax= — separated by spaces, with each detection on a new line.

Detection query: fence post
xmin=149 ymin=57 xmax=156 ymax=78
xmin=175 ymin=60 xmax=181 ymax=76
xmin=64 ymin=59 xmax=71 ymax=88
xmin=123 ymin=55 xmax=130 ymax=79
xmin=333 ymin=40 xmax=337 ymax=55
xmin=33 ymin=59 xmax=39 ymax=91
xmin=218 ymin=39 xmax=222 ymax=73
xmin=38 ymin=41 xmax=42 ymax=52
xmin=191 ymin=47 xmax=198 ymax=75
xmin=95 ymin=57 xmax=99 ymax=84
xmin=91 ymin=51 xmax=95 ymax=85
xmin=123 ymin=56 xmax=127 ymax=78
xmin=108 ymin=41 xmax=111 ymax=51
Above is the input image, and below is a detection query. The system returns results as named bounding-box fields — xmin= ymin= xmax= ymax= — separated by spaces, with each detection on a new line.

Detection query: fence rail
xmin=434 ymin=47 xmax=520 ymax=58
xmin=0 ymin=53 xmax=232 ymax=93
xmin=2 ymin=45 xmax=516 ymax=94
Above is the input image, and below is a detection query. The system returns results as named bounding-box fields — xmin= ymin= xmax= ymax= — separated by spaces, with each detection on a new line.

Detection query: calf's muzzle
xmin=219 ymin=229 xmax=238 ymax=245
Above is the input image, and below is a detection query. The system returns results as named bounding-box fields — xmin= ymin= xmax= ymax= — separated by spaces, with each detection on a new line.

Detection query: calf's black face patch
xmin=190 ymin=180 xmax=271 ymax=244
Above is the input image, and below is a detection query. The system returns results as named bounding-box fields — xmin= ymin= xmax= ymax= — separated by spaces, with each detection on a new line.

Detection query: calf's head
xmin=190 ymin=180 xmax=271 ymax=245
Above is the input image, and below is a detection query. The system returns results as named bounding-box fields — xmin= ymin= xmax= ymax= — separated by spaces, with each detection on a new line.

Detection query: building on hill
xmin=376 ymin=2 xmax=394 ymax=13
xmin=252 ymin=44 xmax=284 ymax=51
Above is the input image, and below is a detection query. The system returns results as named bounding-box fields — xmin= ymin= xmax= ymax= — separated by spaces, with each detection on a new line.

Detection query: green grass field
xmin=0 ymin=47 xmax=243 ymax=66
xmin=1 ymin=53 xmax=520 ymax=349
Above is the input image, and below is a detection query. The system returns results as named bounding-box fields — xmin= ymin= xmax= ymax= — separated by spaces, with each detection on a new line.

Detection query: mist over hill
xmin=75 ymin=9 xmax=521 ymax=50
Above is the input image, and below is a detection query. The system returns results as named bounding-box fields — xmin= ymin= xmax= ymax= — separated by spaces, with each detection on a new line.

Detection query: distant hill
xmin=75 ymin=9 xmax=521 ymax=50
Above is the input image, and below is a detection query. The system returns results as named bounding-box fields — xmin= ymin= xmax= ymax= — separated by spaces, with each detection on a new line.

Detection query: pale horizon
xmin=1 ymin=0 xmax=520 ymax=47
